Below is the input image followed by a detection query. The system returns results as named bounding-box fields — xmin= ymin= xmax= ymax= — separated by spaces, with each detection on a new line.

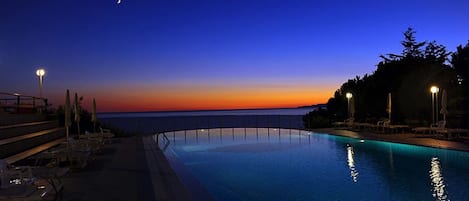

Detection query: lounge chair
xmin=376 ymin=119 xmax=390 ymax=132
xmin=80 ymin=127 xmax=114 ymax=145
xmin=412 ymin=121 xmax=445 ymax=134
xmin=332 ymin=118 xmax=354 ymax=128
xmin=98 ymin=127 xmax=115 ymax=143
xmin=375 ymin=119 xmax=409 ymax=134
xmin=0 ymin=161 xmax=67 ymax=201
xmin=436 ymin=128 xmax=469 ymax=139
xmin=32 ymin=138 xmax=92 ymax=169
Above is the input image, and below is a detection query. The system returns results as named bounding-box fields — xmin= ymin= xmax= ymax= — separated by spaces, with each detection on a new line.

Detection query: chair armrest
xmin=100 ymin=127 xmax=111 ymax=133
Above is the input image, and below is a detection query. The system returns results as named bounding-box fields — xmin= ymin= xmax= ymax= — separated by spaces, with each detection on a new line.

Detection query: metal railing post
xmin=16 ymin=95 xmax=20 ymax=113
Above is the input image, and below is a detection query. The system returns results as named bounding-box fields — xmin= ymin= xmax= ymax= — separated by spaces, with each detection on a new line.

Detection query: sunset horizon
xmin=2 ymin=0 xmax=468 ymax=113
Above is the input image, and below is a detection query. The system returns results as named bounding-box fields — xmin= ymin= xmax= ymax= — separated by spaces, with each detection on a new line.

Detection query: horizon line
xmin=97 ymin=104 xmax=327 ymax=114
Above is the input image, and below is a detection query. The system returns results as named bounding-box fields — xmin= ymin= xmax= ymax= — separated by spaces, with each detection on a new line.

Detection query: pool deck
xmin=60 ymin=128 xmax=469 ymax=201
xmin=61 ymin=136 xmax=194 ymax=201
xmin=312 ymin=128 xmax=469 ymax=152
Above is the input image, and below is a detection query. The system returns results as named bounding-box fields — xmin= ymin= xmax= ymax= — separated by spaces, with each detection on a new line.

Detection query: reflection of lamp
xmin=347 ymin=144 xmax=358 ymax=182
xmin=346 ymin=92 xmax=353 ymax=118
xmin=36 ymin=68 xmax=45 ymax=98
xmin=430 ymin=157 xmax=447 ymax=200
xmin=430 ymin=86 xmax=439 ymax=124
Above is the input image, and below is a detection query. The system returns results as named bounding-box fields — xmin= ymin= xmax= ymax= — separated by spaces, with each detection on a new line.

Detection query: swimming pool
xmin=158 ymin=128 xmax=469 ymax=201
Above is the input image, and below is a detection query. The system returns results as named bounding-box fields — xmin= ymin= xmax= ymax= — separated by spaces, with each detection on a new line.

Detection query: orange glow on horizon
xmin=48 ymin=82 xmax=336 ymax=113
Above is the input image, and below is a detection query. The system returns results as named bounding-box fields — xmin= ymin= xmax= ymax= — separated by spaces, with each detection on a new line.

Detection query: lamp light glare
xmin=346 ymin=92 xmax=353 ymax=99
xmin=36 ymin=69 xmax=45 ymax=76
xmin=430 ymin=86 xmax=439 ymax=94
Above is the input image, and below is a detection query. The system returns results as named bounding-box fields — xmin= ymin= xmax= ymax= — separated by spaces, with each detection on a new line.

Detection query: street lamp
xmin=430 ymin=86 xmax=439 ymax=125
xmin=346 ymin=92 xmax=353 ymax=119
xmin=36 ymin=68 xmax=45 ymax=98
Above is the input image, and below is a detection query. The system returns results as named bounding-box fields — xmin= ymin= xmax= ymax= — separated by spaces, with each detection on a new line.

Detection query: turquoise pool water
xmin=159 ymin=128 xmax=469 ymax=201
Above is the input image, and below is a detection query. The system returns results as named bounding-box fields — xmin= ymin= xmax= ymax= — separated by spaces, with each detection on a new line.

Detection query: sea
xmin=98 ymin=107 xmax=317 ymax=134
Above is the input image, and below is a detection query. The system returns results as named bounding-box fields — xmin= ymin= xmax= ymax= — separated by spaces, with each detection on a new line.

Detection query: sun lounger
xmin=32 ymin=140 xmax=92 ymax=169
xmin=412 ymin=127 xmax=433 ymax=134
xmin=436 ymin=128 xmax=469 ymax=139
xmin=332 ymin=118 xmax=354 ymax=128
xmin=83 ymin=128 xmax=115 ymax=144
xmin=412 ymin=121 xmax=446 ymax=134
xmin=386 ymin=125 xmax=409 ymax=133
xmin=351 ymin=122 xmax=375 ymax=130
xmin=375 ymin=119 xmax=390 ymax=132
xmin=0 ymin=163 xmax=68 ymax=201
xmin=374 ymin=119 xmax=409 ymax=133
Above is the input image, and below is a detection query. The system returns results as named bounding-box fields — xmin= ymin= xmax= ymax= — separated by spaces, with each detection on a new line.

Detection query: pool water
xmin=159 ymin=128 xmax=469 ymax=201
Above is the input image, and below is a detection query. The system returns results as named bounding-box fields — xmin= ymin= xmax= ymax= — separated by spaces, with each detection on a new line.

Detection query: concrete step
xmin=0 ymin=127 xmax=65 ymax=159
xmin=0 ymin=120 xmax=58 ymax=140
xmin=3 ymin=137 xmax=65 ymax=165
xmin=0 ymin=113 xmax=47 ymax=126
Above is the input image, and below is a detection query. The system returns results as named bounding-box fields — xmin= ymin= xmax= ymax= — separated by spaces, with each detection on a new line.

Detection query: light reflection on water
xmin=430 ymin=157 xmax=449 ymax=201
xmin=347 ymin=144 xmax=359 ymax=182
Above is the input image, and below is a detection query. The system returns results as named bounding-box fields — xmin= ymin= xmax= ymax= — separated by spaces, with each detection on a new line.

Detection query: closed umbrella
xmin=386 ymin=93 xmax=392 ymax=123
xmin=74 ymin=93 xmax=81 ymax=136
xmin=65 ymin=90 xmax=71 ymax=144
xmin=350 ymin=97 xmax=355 ymax=118
xmin=91 ymin=98 xmax=97 ymax=133
xmin=440 ymin=89 xmax=447 ymax=122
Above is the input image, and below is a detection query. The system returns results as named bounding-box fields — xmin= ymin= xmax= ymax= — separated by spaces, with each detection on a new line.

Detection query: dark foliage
xmin=302 ymin=107 xmax=330 ymax=128
xmin=450 ymin=41 xmax=469 ymax=126
xmin=315 ymin=28 xmax=468 ymax=128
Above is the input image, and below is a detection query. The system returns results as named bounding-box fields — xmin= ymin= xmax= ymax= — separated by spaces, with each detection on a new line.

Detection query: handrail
xmin=0 ymin=92 xmax=48 ymax=114
xmin=0 ymin=92 xmax=45 ymax=100
xmin=154 ymin=131 xmax=170 ymax=151
xmin=157 ymin=127 xmax=314 ymax=146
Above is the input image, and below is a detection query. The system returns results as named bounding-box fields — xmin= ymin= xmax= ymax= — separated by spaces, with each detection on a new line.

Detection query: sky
xmin=1 ymin=0 xmax=468 ymax=112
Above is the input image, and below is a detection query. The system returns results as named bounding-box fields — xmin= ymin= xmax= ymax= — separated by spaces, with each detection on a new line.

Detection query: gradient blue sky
xmin=1 ymin=0 xmax=468 ymax=112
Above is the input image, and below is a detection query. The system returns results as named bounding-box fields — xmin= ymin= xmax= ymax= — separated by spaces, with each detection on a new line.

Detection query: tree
xmin=321 ymin=28 xmax=460 ymax=126
xmin=401 ymin=27 xmax=426 ymax=59
xmin=425 ymin=41 xmax=451 ymax=64
xmin=450 ymin=41 xmax=469 ymax=126
xmin=451 ymin=41 xmax=469 ymax=86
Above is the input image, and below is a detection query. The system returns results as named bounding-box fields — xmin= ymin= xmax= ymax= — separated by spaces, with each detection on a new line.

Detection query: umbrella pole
xmin=66 ymin=126 xmax=69 ymax=149
xmin=77 ymin=122 xmax=80 ymax=138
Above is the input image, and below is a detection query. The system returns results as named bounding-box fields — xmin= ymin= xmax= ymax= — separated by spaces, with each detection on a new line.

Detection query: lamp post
xmin=346 ymin=92 xmax=353 ymax=119
xmin=36 ymin=68 xmax=45 ymax=98
xmin=430 ymin=86 xmax=439 ymax=125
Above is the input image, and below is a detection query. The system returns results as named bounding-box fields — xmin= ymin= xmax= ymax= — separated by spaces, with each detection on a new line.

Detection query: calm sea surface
xmin=98 ymin=107 xmax=317 ymax=118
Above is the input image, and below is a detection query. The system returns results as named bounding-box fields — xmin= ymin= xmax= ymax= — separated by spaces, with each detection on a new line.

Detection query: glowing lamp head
xmin=36 ymin=68 xmax=45 ymax=77
xmin=430 ymin=86 xmax=439 ymax=94
xmin=346 ymin=92 xmax=353 ymax=99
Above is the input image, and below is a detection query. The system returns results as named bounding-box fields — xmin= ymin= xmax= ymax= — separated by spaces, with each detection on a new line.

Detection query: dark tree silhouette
xmin=452 ymin=41 xmax=469 ymax=86
xmin=401 ymin=27 xmax=426 ymax=59
xmin=305 ymin=28 xmax=468 ymax=129
xmin=450 ymin=41 xmax=469 ymax=126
